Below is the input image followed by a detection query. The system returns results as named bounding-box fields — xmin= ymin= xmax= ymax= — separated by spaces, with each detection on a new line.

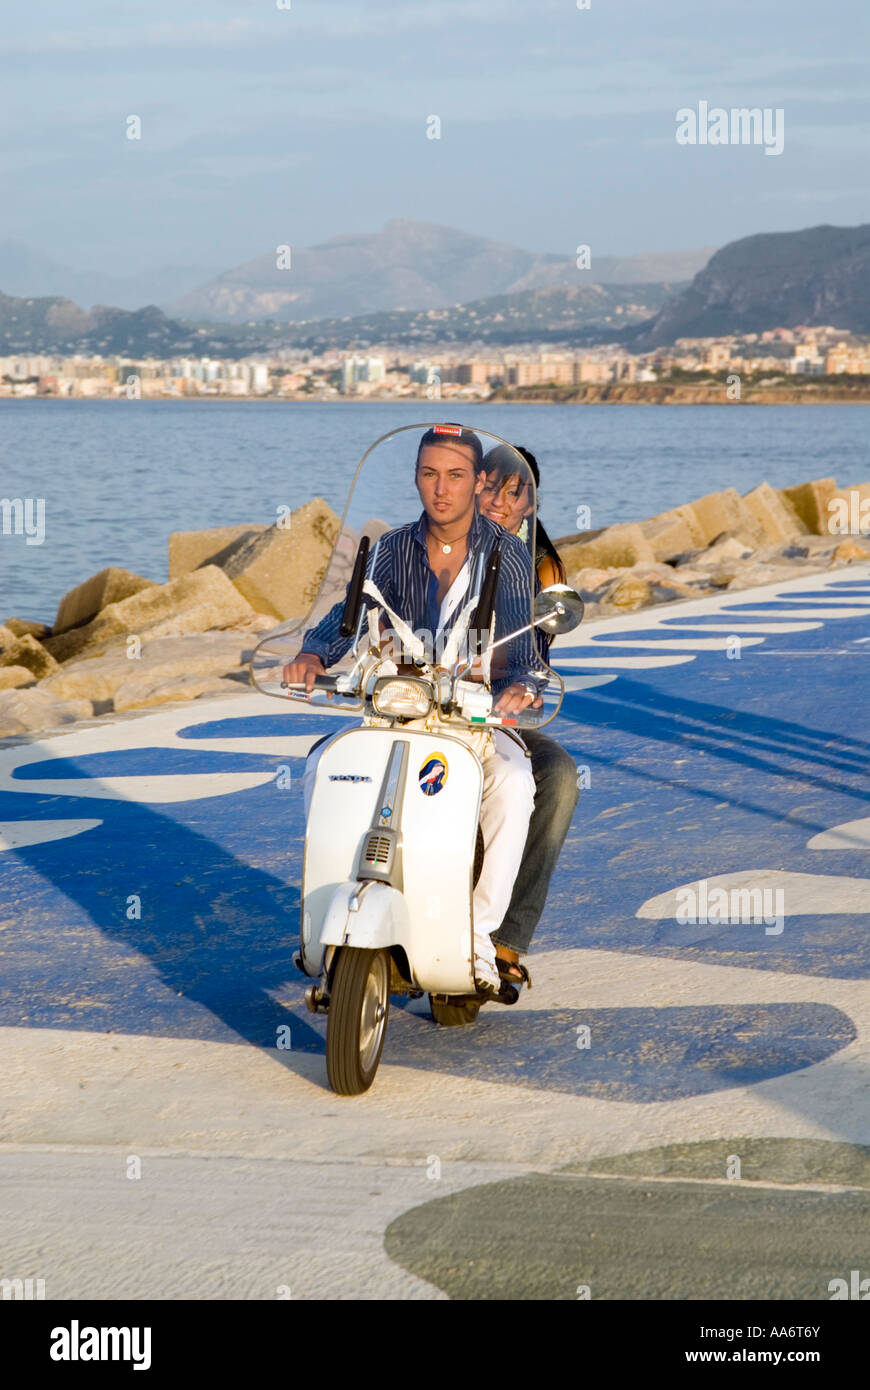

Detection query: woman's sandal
xmin=495 ymin=954 xmax=532 ymax=989
xmin=474 ymin=977 xmax=520 ymax=1006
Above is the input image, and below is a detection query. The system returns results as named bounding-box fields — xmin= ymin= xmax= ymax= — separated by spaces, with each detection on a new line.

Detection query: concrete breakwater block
xmin=169 ymin=524 xmax=267 ymax=581
xmin=725 ymin=560 xmax=826 ymax=591
xmin=692 ymin=535 xmax=754 ymax=568
xmin=0 ymin=687 xmax=93 ymax=739
xmin=563 ymin=490 xmax=767 ymax=572
xmin=0 ymin=631 xmax=60 ymax=679
xmin=0 ymin=665 xmax=37 ymax=691
xmin=222 ymin=498 xmax=340 ymax=620
xmin=639 ymin=490 xmax=765 ymax=556
xmin=556 ymin=477 xmax=831 ymax=595
xmin=688 ymin=487 xmax=766 ymax=547
xmin=564 ymin=527 xmax=870 ymax=617
xmin=573 ymin=559 xmax=714 ymax=613
xmin=781 ymin=477 xmax=837 ymax=534
xmin=558 ymin=523 xmax=655 ymax=574
xmin=605 ymin=569 xmax=700 ymax=610
xmin=3 ymin=618 xmax=51 ymax=640
xmin=43 ymin=567 xmax=255 ymax=664
xmin=640 ymin=509 xmax=701 ymax=559
xmin=827 ymin=481 xmax=870 ymax=536
xmin=742 ymin=481 xmax=808 ymax=543
xmin=40 ymin=631 xmax=257 ymax=704
xmin=54 ymin=567 xmax=156 ymax=635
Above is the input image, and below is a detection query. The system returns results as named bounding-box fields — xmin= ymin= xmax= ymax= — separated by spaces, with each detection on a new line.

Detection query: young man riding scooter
xmin=286 ymin=425 xmax=552 ymax=996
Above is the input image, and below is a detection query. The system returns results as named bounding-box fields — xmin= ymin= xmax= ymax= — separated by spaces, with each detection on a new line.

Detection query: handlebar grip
xmin=280 ymin=674 xmax=337 ymax=691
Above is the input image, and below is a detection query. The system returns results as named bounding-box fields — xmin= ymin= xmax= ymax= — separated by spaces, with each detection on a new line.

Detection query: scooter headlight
xmin=371 ymin=676 xmax=433 ymax=718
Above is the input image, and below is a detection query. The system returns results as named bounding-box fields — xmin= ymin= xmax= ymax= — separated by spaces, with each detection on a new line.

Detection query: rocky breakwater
xmin=555 ymin=478 xmax=870 ymax=617
xmin=3 ymin=477 xmax=868 ymax=742
xmin=0 ymin=499 xmax=357 ymax=741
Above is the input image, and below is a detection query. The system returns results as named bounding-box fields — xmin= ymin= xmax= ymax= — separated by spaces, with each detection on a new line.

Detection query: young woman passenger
xmin=479 ymin=445 xmax=566 ymax=593
xmin=477 ymin=444 xmax=576 ymax=986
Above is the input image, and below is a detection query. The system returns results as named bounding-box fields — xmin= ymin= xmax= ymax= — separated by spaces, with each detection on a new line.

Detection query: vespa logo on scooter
xmin=418 ymin=754 xmax=448 ymax=796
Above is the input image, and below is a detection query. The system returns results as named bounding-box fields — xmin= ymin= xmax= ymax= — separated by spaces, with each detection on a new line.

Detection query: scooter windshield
xmin=249 ymin=423 xmax=568 ymax=727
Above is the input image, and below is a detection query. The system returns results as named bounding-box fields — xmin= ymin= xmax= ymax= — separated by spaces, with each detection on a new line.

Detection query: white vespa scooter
xmin=250 ymin=424 xmax=583 ymax=1094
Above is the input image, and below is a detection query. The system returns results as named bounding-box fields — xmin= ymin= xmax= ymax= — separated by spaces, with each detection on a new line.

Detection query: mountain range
xmin=2 ymin=221 xmax=869 ymax=356
xmin=635 ymin=223 xmax=870 ymax=346
xmin=163 ymin=221 xmax=715 ymax=324
xmin=0 ymin=221 xmax=714 ymax=320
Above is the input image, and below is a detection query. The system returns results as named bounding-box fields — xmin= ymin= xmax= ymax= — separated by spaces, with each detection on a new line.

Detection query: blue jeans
xmin=491 ymin=728 xmax=578 ymax=956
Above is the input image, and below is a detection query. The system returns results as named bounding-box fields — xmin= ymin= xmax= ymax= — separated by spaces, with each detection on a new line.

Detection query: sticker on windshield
xmin=418 ymin=754 xmax=448 ymax=796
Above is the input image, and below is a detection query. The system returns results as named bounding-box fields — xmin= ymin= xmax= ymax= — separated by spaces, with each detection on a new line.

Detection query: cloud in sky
xmin=0 ymin=0 xmax=540 ymax=53
xmin=2 ymin=0 xmax=868 ymax=275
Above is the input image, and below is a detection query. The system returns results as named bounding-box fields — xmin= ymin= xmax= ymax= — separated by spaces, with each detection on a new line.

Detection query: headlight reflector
xmin=371 ymin=677 xmax=433 ymax=718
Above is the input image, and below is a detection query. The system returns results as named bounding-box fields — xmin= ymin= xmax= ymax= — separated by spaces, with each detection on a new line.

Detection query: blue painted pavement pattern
xmin=1 ymin=564 xmax=869 ymax=1103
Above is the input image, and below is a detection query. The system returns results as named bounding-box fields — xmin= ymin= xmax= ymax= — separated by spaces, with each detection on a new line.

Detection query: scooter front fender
xmin=320 ymin=880 xmax=411 ymax=953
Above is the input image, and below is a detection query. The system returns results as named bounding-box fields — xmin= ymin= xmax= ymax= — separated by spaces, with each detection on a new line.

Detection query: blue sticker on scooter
xmin=418 ymin=755 xmax=448 ymax=796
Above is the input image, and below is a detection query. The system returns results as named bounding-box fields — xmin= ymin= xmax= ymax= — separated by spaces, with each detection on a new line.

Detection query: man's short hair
xmin=415 ymin=424 xmax=485 ymax=473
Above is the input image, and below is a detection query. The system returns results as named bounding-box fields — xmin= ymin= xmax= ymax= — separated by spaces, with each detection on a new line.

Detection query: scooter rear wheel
xmin=326 ymin=947 xmax=391 ymax=1094
xmin=429 ymin=995 xmax=482 ymax=1027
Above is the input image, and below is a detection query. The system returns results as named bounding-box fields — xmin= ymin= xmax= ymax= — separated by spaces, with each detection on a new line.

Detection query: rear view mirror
xmin=534 ymin=584 xmax=585 ymax=635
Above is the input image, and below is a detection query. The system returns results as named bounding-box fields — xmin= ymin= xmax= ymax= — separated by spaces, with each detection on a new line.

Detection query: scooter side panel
xmin=398 ymin=730 xmax=481 ymax=994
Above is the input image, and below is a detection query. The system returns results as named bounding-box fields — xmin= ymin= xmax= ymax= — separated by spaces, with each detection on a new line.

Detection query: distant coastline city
xmin=3 ymin=323 xmax=870 ymax=401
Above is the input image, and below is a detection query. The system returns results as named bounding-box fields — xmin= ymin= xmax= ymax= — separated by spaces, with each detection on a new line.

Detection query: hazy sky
xmin=3 ymin=0 xmax=868 ymax=274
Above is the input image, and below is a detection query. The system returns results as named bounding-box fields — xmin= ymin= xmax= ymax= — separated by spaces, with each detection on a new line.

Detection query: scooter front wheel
xmin=326 ymin=947 xmax=391 ymax=1095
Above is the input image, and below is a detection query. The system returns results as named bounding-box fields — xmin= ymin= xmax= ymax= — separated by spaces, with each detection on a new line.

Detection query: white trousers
xmin=302 ymin=726 xmax=535 ymax=940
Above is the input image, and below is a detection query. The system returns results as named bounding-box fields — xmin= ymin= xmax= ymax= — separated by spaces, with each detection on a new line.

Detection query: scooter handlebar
xmin=280 ymin=674 xmax=339 ymax=691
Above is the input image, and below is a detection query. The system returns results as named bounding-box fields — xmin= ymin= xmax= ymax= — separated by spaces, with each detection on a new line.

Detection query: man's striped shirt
xmin=300 ymin=507 xmax=549 ymax=693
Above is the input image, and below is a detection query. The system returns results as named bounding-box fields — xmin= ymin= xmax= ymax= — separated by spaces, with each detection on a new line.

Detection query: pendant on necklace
xmin=442 ymin=543 xmax=452 ymax=554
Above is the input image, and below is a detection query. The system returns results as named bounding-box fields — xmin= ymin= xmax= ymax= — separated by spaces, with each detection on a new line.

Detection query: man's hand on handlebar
xmin=494 ymin=682 xmax=541 ymax=715
xmin=282 ymin=652 xmax=326 ymax=693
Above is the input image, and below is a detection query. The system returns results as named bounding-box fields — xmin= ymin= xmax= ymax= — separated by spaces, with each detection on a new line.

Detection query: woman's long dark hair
xmin=481 ymin=443 xmax=566 ymax=584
